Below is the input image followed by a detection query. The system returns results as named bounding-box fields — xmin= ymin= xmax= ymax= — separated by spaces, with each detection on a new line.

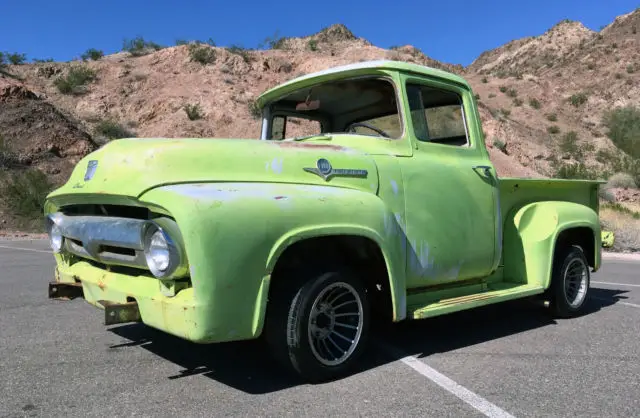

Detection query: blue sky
xmin=2 ymin=0 xmax=638 ymax=66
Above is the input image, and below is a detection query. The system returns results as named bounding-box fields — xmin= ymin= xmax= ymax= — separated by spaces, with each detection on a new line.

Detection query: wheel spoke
xmin=335 ymin=321 xmax=358 ymax=330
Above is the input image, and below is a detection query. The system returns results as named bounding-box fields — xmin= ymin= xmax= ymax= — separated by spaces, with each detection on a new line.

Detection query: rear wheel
xmin=264 ymin=264 xmax=370 ymax=382
xmin=547 ymin=244 xmax=591 ymax=318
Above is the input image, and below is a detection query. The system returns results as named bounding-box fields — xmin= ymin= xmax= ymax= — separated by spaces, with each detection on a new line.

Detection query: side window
xmin=406 ymin=83 xmax=469 ymax=146
xmin=270 ymin=115 xmax=321 ymax=140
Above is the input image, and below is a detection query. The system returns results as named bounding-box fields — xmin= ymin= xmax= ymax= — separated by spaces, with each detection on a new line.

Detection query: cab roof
xmin=256 ymin=60 xmax=471 ymax=108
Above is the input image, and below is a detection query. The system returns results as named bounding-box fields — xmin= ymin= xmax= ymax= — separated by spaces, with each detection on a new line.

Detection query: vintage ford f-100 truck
xmin=45 ymin=60 xmax=602 ymax=382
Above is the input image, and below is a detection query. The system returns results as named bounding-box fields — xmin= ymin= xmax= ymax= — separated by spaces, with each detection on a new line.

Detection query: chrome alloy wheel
xmin=563 ymin=257 xmax=589 ymax=308
xmin=307 ymin=282 xmax=364 ymax=366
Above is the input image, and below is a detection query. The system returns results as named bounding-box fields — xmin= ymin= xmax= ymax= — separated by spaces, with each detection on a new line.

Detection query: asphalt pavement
xmin=0 ymin=239 xmax=638 ymax=417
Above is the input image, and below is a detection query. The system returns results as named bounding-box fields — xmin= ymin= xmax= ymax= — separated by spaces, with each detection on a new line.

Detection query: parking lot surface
xmin=1 ymin=240 xmax=638 ymax=417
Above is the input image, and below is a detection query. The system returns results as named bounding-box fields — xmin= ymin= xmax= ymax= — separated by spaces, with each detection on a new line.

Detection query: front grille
xmin=60 ymin=204 xmax=151 ymax=220
xmin=49 ymin=211 xmax=149 ymax=270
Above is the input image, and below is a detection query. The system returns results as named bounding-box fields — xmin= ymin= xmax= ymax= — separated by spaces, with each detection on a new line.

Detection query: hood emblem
xmin=84 ymin=160 xmax=98 ymax=181
xmin=304 ymin=158 xmax=368 ymax=181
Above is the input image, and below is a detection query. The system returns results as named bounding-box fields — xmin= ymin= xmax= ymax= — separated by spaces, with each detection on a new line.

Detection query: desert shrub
xmin=627 ymin=64 xmax=635 ymax=74
xmin=95 ymin=119 xmax=135 ymax=140
xmin=506 ymin=88 xmax=518 ymax=98
xmin=546 ymin=113 xmax=557 ymax=121
xmin=602 ymin=105 xmax=640 ymax=159
xmin=0 ymin=168 xmax=53 ymax=226
xmin=607 ymin=172 xmax=637 ymax=189
xmin=53 ymin=65 xmax=97 ymax=94
xmin=5 ymin=52 xmax=26 ymax=65
xmin=307 ymin=39 xmax=318 ymax=51
xmin=528 ymin=98 xmax=541 ymax=109
xmin=488 ymin=93 xmax=496 ymax=98
xmin=513 ymin=98 xmax=523 ymax=106
xmin=227 ymin=45 xmax=251 ymax=63
xmin=81 ymin=48 xmax=104 ymax=61
xmin=481 ymin=77 xmax=488 ymax=83
xmin=122 ymin=36 xmax=163 ymax=56
xmin=499 ymin=86 xmax=507 ymax=93
xmin=559 ymin=131 xmax=579 ymax=155
xmin=547 ymin=125 xmax=560 ymax=134
xmin=569 ymin=92 xmax=588 ymax=107
xmin=184 ymin=103 xmax=203 ymax=120
xmin=499 ymin=108 xmax=511 ymax=117
xmin=248 ymin=99 xmax=261 ymax=120
xmin=493 ymin=139 xmax=507 ymax=153
xmin=615 ymin=73 xmax=623 ymax=79
xmin=0 ymin=136 xmax=20 ymax=168
xmin=553 ymin=162 xmax=600 ymax=180
xmin=188 ymin=43 xmax=216 ymax=65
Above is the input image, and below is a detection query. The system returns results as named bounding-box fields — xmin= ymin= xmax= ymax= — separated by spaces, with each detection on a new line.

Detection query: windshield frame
xmin=259 ymin=74 xmax=406 ymax=141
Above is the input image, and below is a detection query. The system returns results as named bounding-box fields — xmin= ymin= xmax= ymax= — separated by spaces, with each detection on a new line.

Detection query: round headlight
xmin=49 ymin=222 xmax=64 ymax=253
xmin=143 ymin=223 xmax=178 ymax=278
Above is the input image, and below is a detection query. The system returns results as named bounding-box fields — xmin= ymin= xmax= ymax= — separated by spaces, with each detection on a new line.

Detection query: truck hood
xmin=47 ymin=137 xmax=380 ymax=204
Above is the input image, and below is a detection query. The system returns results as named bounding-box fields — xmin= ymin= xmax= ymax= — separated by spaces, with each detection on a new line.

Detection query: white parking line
xmin=593 ymin=281 xmax=640 ymax=288
xmin=592 ymin=296 xmax=640 ymax=309
xmin=379 ymin=344 xmax=515 ymax=418
xmin=0 ymin=244 xmax=52 ymax=254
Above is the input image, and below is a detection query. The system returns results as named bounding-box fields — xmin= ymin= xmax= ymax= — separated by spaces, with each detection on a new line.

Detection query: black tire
xmin=547 ymin=244 xmax=591 ymax=318
xmin=264 ymin=264 xmax=371 ymax=383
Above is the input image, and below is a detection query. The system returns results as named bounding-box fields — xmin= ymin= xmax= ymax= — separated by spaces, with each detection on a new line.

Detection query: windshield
xmin=264 ymin=77 xmax=402 ymax=140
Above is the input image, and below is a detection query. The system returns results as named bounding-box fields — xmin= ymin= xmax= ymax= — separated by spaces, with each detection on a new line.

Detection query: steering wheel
xmin=345 ymin=122 xmax=390 ymax=138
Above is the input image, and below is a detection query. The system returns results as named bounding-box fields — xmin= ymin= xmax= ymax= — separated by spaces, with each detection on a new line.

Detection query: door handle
xmin=473 ymin=165 xmax=492 ymax=176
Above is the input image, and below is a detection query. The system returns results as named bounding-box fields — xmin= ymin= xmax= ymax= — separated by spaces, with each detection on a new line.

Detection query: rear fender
xmin=502 ymin=201 xmax=601 ymax=289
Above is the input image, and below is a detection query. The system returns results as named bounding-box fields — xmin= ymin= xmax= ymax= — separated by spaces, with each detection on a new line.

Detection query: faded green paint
xmin=44 ymin=60 xmax=603 ymax=344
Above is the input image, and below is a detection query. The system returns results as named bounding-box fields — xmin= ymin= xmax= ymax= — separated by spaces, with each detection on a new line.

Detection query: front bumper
xmin=52 ymin=260 xmax=206 ymax=342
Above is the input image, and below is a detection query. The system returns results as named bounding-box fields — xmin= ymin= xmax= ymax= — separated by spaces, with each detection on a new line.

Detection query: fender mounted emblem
xmin=84 ymin=160 xmax=98 ymax=181
xmin=304 ymin=158 xmax=368 ymax=181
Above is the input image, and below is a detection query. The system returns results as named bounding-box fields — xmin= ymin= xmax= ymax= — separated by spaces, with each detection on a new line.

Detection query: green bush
xmin=559 ymin=131 xmax=579 ymax=155
xmin=248 ymin=99 xmax=261 ymax=120
xmin=307 ymin=39 xmax=318 ymax=51
xmin=569 ymin=92 xmax=588 ymax=107
xmin=547 ymin=125 xmax=560 ymax=134
xmin=602 ymin=106 xmax=640 ymax=159
xmin=81 ymin=48 xmax=104 ymax=61
xmin=188 ymin=43 xmax=216 ymax=65
xmin=53 ymin=65 xmax=97 ymax=94
xmin=553 ymin=162 xmax=600 ymax=180
xmin=122 ymin=36 xmax=163 ymax=56
xmin=95 ymin=119 xmax=135 ymax=140
xmin=0 ymin=169 xmax=53 ymax=227
xmin=528 ymin=98 xmax=541 ymax=109
xmin=5 ymin=52 xmax=26 ymax=65
xmin=184 ymin=103 xmax=203 ymax=120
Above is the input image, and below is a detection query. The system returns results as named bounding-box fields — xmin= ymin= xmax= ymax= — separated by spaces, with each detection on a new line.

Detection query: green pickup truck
xmin=45 ymin=60 xmax=602 ymax=382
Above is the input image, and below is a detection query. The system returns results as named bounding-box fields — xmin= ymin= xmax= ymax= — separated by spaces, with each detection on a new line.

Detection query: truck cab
xmin=44 ymin=60 xmax=602 ymax=383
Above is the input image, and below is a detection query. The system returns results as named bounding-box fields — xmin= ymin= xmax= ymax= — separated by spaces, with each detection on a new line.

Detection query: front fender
xmin=503 ymin=200 xmax=601 ymax=290
xmin=139 ymin=182 xmax=406 ymax=342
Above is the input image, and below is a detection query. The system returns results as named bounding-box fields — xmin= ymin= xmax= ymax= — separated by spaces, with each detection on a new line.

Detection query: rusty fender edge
xmin=97 ymin=300 xmax=142 ymax=326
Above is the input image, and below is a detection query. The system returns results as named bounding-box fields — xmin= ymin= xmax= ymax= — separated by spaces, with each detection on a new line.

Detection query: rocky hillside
xmin=1 ymin=11 xmax=639 ymax=249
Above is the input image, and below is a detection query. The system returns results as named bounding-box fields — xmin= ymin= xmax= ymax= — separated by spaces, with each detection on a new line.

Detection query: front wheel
xmin=547 ymin=245 xmax=591 ymax=318
xmin=264 ymin=265 xmax=370 ymax=382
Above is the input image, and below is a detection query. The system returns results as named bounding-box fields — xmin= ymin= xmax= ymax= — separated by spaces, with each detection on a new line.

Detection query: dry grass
xmin=600 ymin=207 xmax=640 ymax=252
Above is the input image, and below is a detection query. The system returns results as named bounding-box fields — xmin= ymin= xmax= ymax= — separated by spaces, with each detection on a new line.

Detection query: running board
xmin=407 ymin=283 xmax=545 ymax=320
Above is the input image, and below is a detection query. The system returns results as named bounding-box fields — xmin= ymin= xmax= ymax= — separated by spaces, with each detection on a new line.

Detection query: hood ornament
xmin=304 ymin=158 xmax=368 ymax=181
